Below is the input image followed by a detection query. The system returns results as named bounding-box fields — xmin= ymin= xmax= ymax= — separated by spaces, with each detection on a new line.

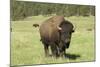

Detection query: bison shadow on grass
xmin=48 ymin=53 xmax=80 ymax=60
xmin=64 ymin=53 xmax=80 ymax=60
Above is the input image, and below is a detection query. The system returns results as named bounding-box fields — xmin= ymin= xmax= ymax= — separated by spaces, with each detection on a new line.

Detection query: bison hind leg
xmin=43 ymin=43 xmax=49 ymax=57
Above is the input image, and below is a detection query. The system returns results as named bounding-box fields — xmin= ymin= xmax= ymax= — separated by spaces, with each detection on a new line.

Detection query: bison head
xmin=57 ymin=21 xmax=75 ymax=55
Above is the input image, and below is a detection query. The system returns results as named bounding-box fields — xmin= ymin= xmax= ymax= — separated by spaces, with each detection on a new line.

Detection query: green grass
xmin=11 ymin=16 xmax=95 ymax=66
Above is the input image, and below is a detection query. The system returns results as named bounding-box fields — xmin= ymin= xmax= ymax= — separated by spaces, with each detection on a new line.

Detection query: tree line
xmin=11 ymin=0 xmax=95 ymax=20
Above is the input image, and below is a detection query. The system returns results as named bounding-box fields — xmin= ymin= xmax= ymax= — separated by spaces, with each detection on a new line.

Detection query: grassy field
xmin=11 ymin=16 xmax=95 ymax=66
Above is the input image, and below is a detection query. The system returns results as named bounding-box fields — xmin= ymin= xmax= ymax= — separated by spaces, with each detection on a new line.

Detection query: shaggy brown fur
xmin=39 ymin=16 xmax=75 ymax=57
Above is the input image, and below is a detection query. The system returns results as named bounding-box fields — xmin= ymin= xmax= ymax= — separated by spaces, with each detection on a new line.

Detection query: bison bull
xmin=39 ymin=16 xmax=75 ymax=57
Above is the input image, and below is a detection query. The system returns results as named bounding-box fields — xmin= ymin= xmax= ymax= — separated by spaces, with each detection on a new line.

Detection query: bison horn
xmin=72 ymin=24 xmax=76 ymax=32
xmin=57 ymin=26 xmax=62 ymax=30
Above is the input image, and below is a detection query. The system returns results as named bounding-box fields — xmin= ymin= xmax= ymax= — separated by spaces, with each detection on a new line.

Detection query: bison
xmin=39 ymin=16 xmax=75 ymax=57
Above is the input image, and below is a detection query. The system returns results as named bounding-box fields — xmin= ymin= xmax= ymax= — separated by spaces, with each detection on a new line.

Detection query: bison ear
xmin=57 ymin=26 xmax=62 ymax=31
xmin=72 ymin=30 xmax=75 ymax=33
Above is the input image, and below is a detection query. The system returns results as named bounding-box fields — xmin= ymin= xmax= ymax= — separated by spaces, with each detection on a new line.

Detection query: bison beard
xmin=39 ymin=16 xmax=75 ymax=57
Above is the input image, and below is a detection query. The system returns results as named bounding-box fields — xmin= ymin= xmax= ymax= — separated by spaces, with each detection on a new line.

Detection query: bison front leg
xmin=59 ymin=50 xmax=66 ymax=57
xmin=50 ymin=44 xmax=59 ymax=57
xmin=58 ymin=42 xmax=66 ymax=57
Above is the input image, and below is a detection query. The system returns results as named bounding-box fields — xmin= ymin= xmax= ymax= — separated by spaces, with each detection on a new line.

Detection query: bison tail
xmin=33 ymin=23 xmax=39 ymax=28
